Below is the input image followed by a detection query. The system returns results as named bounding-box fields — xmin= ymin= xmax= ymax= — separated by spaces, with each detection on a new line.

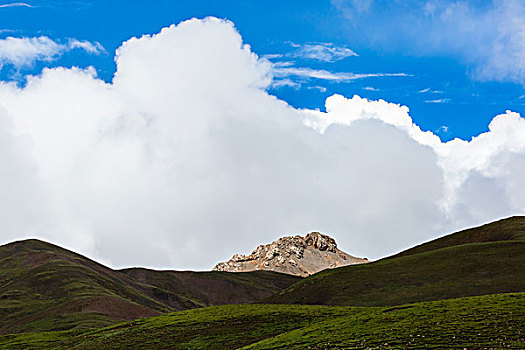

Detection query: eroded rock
xmin=212 ymin=232 xmax=368 ymax=277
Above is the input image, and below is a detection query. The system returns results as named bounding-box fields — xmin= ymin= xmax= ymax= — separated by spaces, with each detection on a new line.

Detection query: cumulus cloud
xmin=0 ymin=17 xmax=523 ymax=271
xmin=0 ymin=36 xmax=104 ymax=69
xmin=305 ymin=95 xmax=525 ymax=223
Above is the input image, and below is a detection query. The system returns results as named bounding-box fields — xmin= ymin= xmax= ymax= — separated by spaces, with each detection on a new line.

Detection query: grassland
xmin=266 ymin=216 xmax=525 ymax=306
xmin=0 ymin=239 xmax=299 ymax=333
xmin=391 ymin=215 xmax=525 ymax=258
xmin=120 ymin=268 xmax=300 ymax=307
xmin=0 ymin=216 xmax=524 ymax=347
xmin=0 ymin=292 xmax=522 ymax=349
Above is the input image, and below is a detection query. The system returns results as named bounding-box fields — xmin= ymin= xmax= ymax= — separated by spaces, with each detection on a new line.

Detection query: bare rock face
xmin=212 ymin=232 xmax=368 ymax=277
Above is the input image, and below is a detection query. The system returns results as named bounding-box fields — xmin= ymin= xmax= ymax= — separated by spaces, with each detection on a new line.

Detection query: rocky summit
xmin=213 ymin=232 xmax=368 ymax=277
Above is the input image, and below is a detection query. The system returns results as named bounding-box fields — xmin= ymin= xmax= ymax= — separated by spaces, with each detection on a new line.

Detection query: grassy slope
xmin=120 ymin=268 xmax=300 ymax=307
xmin=0 ymin=293 xmax=523 ymax=349
xmin=0 ymin=239 xmax=167 ymax=334
xmin=0 ymin=239 xmax=299 ymax=334
xmin=391 ymin=215 xmax=525 ymax=258
xmin=266 ymin=216 xmax=525 ymax=306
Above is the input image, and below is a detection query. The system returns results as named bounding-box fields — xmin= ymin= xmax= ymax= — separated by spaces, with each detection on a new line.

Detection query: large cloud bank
xmin=0 ymin=17 xmax=524 ymax=269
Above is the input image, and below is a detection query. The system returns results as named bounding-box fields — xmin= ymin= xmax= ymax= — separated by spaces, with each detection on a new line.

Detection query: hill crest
xmin=390 ymin=215 xmax=525 ymax=259
xmin=213 ymin=232 xmax=368 ymax=277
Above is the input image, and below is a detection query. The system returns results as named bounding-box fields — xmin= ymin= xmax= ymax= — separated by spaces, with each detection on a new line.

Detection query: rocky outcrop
xmin=213 ymin=232 xmax=368 ymax=277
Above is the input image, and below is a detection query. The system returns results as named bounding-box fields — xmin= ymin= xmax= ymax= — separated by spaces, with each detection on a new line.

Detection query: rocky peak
xmin=304 ymin=232 xmax=337 ymax=252
xmin=213 ymin=232 xmax=368 ymax=277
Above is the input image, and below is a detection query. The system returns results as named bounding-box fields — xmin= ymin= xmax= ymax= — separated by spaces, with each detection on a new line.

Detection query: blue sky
xmin=1 ymin=0 xmax=524 ymax=142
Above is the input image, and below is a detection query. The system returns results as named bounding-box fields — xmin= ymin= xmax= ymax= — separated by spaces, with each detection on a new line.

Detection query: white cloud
xmin=0 ymin=36 xmax=62 ymax=68
xmin=467 ymin=1 xmax=525 ymax=84
xmin=424 ymin=98 xmax=451 ymax=103
xmin=271 ymin=78 xmax=301 ymax=89
xmin=305 ymin=95 xmax=525 ymax=221
xmin=271 ymin=61 xmax=294 ymax=68
xmin=265 ymin=43 xmax=400 ymax=89
xmin=273 ymin=66 xmax=410 ymax=82
xmin=288 ymin=42 xmax=358 ymax=62
xmin=436 ymin=125 xmax=449 ymax=133
xmin=363 ymin=86 xmax=379 ymax=91
xmin=0 ymin=36 xmax=104 ymax=69
xmin=309 ymin=85 xmax=327 ymax=92
xmin=332 ymin=0 xmax=525 ymax=86
xmin=68 ymin=39 xmax=106 ymax=54
xmin=0 ymin=17 xmax=523 ymax=271
xmin=263 ymin=54 xmax=283 ymax=59
xmin=0 ymin=2 xmax=32 ymax=8
xmin=332 ymin=0 xmax=373 ymax=18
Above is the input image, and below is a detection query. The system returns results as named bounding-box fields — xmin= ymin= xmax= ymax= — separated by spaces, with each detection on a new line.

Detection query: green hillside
xmin=121 ymin=268 xmax=299 ymax=307
xmin=0 ymin=293 xmax=523 ymax=349
xmin=265 ymin=216 xmax=525 ymax=306
xmin=0 ymin=239 xmax=299 ymax=334
xmin=391 ymin=215 xmax=525 ymax=258
xmin=1 ymin=216 xmax=523 ymax=345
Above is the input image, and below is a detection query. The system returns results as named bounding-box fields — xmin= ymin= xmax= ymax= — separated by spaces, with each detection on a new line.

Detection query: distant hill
xmin=1 ymin=293 xmax=523 ymax=349
xmin=0 ymin=239 xmax=299 ymax=334
xmin=265 ymin=216 xmax=525 ymax=306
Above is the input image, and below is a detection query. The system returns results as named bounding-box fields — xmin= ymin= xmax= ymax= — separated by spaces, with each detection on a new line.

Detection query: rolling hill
xmin=265 ymin=216 xmax=525 ymax=306
xmin=0 ymin=239 xmax=299 ymax=334
xmin=0 ymin=215 xmax=523 ymax=341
